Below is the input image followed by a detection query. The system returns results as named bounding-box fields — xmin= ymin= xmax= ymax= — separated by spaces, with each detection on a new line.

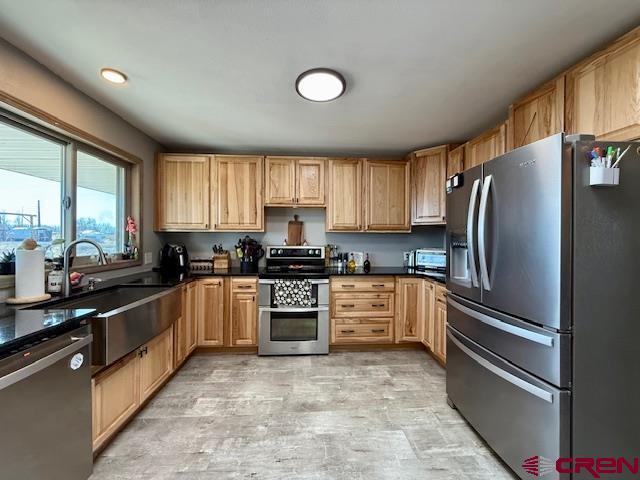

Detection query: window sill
xmin=73 ymin=259 xmax=142 ymax=274
xmin=0 ymin=275 xmax=15 ymax=290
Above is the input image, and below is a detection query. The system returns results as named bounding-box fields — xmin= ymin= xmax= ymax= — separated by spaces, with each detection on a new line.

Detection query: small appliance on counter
xmin=159 ymin=243 xmax=189 ymax=273
xmin=411 ymin=248 xmax=446 ymax=271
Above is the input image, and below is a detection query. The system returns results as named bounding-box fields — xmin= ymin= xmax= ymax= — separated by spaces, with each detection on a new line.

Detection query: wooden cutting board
xmin=287 ymin=215 xmax=303 ymax=246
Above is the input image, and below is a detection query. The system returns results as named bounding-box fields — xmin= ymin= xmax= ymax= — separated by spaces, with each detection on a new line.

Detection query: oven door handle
xmin=259 ymin=306 xmax=329 ymax=313
xmin=258 ymin=279 xmax=329 ymax=285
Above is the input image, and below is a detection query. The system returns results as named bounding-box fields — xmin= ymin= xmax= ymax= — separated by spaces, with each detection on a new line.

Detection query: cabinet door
xmin=186 ymin=281 xmax=198 ymax=354
xmin=265 ymin=157 xmax=296 ymax=205
xmin=464 ymin=123 xmax=507 ymax=168
xmin=156 ymin=154 xmax=210 ymax=231
xmin=566 ymin=29 xmax=640 ymax=141
xmin=214 ymin=155 xmax=264 ymax=231
xmin=92 ymin=352 xmax=140 ymax=451
xmin=230 ymin=292 xmax=257 ymax=346
xmin=326 ymin=158 xmax=363 ymax=231
xmin=365 ymin=160 xmax=410 ymax=231
xmin=433 ymin=299 xmax=447 ymax=363
xmin=411 ymin=146 xmax=447 ymax=225
xmin=447 ymin=145 xmax=465 ymax=178
xmin=421 ymin=281 xmax=435 ymax=348
xmin=174 ymin=306 xmax=188 ymax=368
xmin=139 ymin=326 xmax=174 ymax=403
xmin=508 ymin=76 xmax=564 ymax=151
xmin=297 ymin=158 xmax=326 ymax=205
xmin=395 ymin=277 xmax=422 ymax=342
xmin=198 ymin=278 xmax=225 ymax=346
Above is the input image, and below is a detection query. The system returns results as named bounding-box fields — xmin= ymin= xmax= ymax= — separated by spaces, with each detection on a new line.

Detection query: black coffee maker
xmin=159 ymin=243 xmax=189 ymax=273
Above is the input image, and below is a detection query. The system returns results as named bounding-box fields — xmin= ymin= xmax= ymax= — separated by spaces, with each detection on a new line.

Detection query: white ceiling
xmin=1 ymin=1 xmax=639 ymax=155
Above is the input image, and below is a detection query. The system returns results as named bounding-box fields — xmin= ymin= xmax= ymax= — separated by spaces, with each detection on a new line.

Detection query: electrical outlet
xmin=144 ymin=252 xmax=153 ymax=265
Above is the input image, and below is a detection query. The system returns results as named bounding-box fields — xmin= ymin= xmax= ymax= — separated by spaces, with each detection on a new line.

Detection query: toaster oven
xmin=413 ymin=249 xmax=446 ymax=271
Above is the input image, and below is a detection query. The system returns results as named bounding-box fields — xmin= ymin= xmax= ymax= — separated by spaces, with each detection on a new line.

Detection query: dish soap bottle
xmin=363 ymin=253 xmax=371 ymax=273
xmin=347 ymin=253 xmax=357 ymax=273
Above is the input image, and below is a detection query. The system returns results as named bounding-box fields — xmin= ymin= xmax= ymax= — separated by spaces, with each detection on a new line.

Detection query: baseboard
xmin=194 ymin=346 xmax=258 ymax=355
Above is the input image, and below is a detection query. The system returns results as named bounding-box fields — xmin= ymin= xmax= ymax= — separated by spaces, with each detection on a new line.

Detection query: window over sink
xmin=0 ymin=111 xmax=138 ymax=269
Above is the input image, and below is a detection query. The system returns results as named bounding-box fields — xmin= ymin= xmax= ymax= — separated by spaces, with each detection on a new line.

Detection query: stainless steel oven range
xmin=258 ymin=246 xmax=329 ymax=355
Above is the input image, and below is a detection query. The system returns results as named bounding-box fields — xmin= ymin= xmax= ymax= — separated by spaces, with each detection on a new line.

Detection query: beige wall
xmin=0 ymin=37 xmax=162 ymax=297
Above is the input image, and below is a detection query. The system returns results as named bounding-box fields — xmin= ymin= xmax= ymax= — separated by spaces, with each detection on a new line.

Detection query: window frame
xmin=0 ymin=108 xmax=143 ymax=273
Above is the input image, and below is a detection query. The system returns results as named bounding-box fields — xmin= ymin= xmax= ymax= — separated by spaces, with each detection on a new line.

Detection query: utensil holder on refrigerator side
xmin=589 ymin=167 xmax=619 ymax=187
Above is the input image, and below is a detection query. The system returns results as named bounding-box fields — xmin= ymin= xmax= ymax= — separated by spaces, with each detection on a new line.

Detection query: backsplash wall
xmin=159 ymin=208 xmax=445 ymax=266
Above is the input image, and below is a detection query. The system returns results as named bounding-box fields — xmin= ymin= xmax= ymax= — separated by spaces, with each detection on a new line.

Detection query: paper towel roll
xmin=15 ymin=248 xmax=45 ymax=299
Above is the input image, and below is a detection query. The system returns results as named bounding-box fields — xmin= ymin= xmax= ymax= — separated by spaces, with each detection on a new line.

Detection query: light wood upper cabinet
xmin=155 ymin=154 xmax=210 ymax=231
xmin=265 ymin=157 xmax=325 ymax=206
xmin=411 ymin=146 xmax=447 ymax=225
xmin=447 ymin=145 xmax=464 ymax=177
xmin=507 ymin=76 xmax=565 ymax=151
xmin=395 ymin=277 xmax=422 ymax=342
xmin=214 ymin=155 xmax=264 ymax=231
xmin=326 ymin=158 xmax=363 ymax=231
xmin=297 ymin=158 xmax=325 ymax=205
xmin=365 ymin=160 xmax=410 ymax=231
xmin=198 ymin=278 xmax=225 ymax=347
xmin=229 ymin=278 xmax=258 ymax=346
xmin=265 ymin=157 xmax=296 ymax=205
xmin=465 ymin=122 xmax=507 ymax=169
xmin=566 ymin=27 xmax=640 ymax=141
xmin=139 ymin=326 xmax=174 ymax=403
xmin=92 ymin=352 xmax=140 ymax=451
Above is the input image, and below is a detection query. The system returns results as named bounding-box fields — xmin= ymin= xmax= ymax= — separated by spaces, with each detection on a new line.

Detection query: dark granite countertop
xmin=325 ymin=266 xmax=446 ymax=283
xmin=0 ymin=307 xmax=96 ymax=360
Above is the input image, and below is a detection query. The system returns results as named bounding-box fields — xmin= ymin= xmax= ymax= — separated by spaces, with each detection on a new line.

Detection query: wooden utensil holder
xmin=213 ymin=252 xmax=230 ymax=270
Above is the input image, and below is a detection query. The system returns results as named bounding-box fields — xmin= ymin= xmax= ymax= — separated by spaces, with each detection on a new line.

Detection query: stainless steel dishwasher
xmin=0 ymin=325 xmax=93 ymax=480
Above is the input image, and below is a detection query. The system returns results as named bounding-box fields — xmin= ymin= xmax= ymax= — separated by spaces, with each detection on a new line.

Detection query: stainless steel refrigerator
xmin=445 ymin=133 xmax=640 ymax=480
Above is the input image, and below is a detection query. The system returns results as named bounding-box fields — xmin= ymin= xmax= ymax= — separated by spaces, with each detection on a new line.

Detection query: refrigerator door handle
xmin=448 ymin=331 xmax=553 ymax=404
xmin=448 ymin=297 xmax=554 ymax=347
xmin=478 ymin=174 xmax=492 ymax=291
xmin=466 ymin=179 xmax=481 ymax=288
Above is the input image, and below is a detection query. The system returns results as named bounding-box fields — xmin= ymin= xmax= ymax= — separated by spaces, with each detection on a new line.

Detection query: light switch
xmin=144 ymin=252 xmax=153 ymax=264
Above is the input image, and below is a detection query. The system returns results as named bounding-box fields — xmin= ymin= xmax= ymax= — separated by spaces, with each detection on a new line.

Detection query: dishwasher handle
xmin=0 ymin=334 xmax=93 ymax=391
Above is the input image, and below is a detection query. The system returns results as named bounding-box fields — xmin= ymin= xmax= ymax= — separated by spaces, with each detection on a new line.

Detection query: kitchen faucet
xmin=62 ymin=239 xmax=108 ymax=296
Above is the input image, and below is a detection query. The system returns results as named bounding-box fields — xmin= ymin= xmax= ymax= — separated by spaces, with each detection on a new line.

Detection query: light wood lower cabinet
xmin=395 ymin=277 xmax=422 ymax=342
xmin=92 ymin=352 xmax=140 ymax=451
xmin=432 ymin=286 xmax=448 ymax=363
xmin=230 ymin=278 xmax=258 ymax=346
xmin=92 ymin=325 xmax=176 ymax=452
xmin=139 ymin=325 xmax=174 ymax=403
xmin=186 ymin=281 xmax=198 ymax=354
xmin=198 ymin=278 xmax=225 ymax=346
xmin=421 ymin=280 xmax=435 ymax=349
xmin=330 ymin=276 xmax=395 ymax=344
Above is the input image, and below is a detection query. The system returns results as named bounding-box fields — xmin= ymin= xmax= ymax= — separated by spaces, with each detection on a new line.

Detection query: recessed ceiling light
xmin=296 ymin=68 xmax=345 ymax=102
xmin=100 ymin=68 xmax=127 ymax=85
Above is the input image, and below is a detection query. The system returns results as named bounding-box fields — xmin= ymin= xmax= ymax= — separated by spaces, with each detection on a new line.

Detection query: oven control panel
xmin=266 ymin=246 xmax=325 ymax=259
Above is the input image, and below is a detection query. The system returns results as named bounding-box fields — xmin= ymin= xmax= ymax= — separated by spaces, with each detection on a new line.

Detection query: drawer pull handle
xmin=341 ymin=304 xmax=355 ymax=308
xmin=341 ymin=329 xmax=355 ymax=334
xmin=372 ymin=284 xmax=386 ymax=287
xmin=341 ymin=285 xmax=355 ymax=288
xmin=371 ymin=303 xmax=385 ymax=307
xmin=371 ymin=329 xmax=386 ymax=333
xmin=236 ymin=285 xmax=254 ymax=289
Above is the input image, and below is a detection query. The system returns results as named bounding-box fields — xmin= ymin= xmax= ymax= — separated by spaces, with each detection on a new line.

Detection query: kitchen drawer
xmin=435 ymin=285 xmax=447 ymax=303
xmin=331 ymin=277 xmax=395 ymax=292
xmin=332 ymin=293 xmax=394 ymax=317
xmin=332 ymin=318 xmax=393 ymax=343
xmin=231 ymin=277 xmax=258 ymax=292
xmin=447 ymin=327 xmax=570 ymax=479
xmin=448 ymin=294 xmax=570 ymax=387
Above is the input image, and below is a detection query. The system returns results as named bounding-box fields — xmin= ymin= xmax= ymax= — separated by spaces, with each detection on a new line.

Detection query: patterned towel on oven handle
xmin=273 ymin=279 xmax=313 ymax=307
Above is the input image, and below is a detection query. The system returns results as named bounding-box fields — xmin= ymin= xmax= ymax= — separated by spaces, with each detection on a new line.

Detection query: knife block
xmin=213 ymin=252 xmax=230 ymax=270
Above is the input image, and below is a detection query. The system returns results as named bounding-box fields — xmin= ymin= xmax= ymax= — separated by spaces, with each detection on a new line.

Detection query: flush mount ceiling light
xmin=295 ymin=68 xmax=345 ymax=102
xmin=100 ymin=68 xmax=128 ymax=85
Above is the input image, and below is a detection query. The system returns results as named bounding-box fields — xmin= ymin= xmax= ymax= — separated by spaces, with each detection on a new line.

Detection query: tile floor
xmin=91 ymin=350 xmax=517 ymax=479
